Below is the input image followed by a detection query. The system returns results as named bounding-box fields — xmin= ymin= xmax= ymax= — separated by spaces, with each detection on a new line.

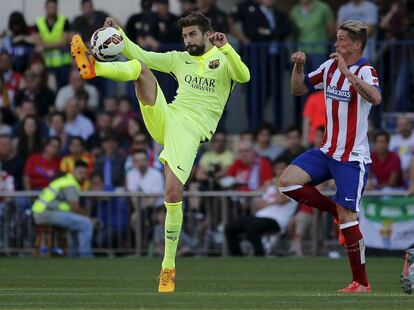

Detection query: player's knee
xmin=278 ymin=172 xmax=295 ymax=188
xmin=165 ymin=185 xmax=183 ymax=203
xmin=337 ymin=205 xmax=357 ymax=223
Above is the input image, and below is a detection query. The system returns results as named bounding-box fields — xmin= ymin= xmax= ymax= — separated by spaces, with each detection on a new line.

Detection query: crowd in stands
xmin=0 ymin=0 xmax=414 ymax=256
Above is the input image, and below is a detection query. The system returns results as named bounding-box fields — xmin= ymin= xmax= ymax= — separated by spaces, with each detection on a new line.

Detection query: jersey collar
xmin=191 ymin=46 xmax=219 ymax=60
xmin=348 ymin=57 xmax=367 ymax=68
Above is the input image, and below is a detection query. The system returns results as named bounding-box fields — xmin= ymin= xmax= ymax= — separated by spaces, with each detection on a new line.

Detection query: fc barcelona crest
xmin=208 ymin=59 xmax=220 ymax=69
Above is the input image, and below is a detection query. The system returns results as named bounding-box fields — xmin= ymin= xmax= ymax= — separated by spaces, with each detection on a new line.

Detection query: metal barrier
xmin=0 ymin=190 xmax=408 ymax=257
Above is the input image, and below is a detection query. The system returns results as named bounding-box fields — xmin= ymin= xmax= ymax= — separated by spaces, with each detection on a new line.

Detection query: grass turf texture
xmin=0 ymin=257 xmax=412 ymax=309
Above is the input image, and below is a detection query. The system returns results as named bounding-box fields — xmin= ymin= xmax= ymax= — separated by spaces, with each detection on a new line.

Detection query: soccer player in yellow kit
xmin=71 ymin=12 xmax=250 ymax=292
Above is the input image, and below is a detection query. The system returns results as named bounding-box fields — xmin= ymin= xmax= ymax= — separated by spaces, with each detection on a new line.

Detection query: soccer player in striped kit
xmin=279 ymin=20 xmax=381 ymax=293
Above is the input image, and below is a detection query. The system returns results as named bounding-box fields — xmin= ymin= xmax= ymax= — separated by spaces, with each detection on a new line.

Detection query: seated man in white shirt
xmin=55 ymin=69 xmax=99 ymax=111
xmin=225 ymin=157 xmax=297 ymax=256
xmin=126 ymin=150 xmax=164 ymax=234
xmin=63 ymin=97 xmax=94 ymax=141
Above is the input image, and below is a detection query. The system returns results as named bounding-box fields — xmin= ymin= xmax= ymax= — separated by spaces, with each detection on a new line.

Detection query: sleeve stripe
xmin=309 ymin=70 xmax=324 ymax=85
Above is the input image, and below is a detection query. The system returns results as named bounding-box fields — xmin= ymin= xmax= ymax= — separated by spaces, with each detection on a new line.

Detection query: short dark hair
xmin=339 ymin=20 xmax=368 ymax=52
xmin=44 ymin=136 xmax=61 ymax=147
xmin=74 ymin=159 xmax=88 ymax=169
xmin=256 ymin=122 xmax=274 ymax=136
xmin=178 ymin=11 xmax=212 ymax=34
xmin=273 ymin=156 xmax=290 ymax=167
xmin=81 ymin=0 xmax=92 ymax=5
xmin=69 ymin=135 xmax=84 ymax=146
xmin=374 ymin=130 xmax=390 ymax=143
xmin=286 ymin=125 xmax=302 ymax=136
xmin=50 ymin=111 xmax=66 ymax=122
xmin=46 ymin=0 xmax=58 ymax=4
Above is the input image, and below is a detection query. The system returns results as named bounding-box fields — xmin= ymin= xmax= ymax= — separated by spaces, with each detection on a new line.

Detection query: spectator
xmin=89 ymin=172 xmax=128 ymax=248
xmin=31 ymin=159 xmax=93 ymax=257
xmin=0 ymin=134 xmax=25 ymax=189
xmin=230 ymin=0 xmax=290 ymax=125
xmin=87 ymin=111 xmax=113 ymax=153
xmin=225 ymin=156 xmax=297 ymax=256
xmin=103 ymin=96 xmax=118 ymax=114
xmin=15 ymin=115 xmax=43 ymax=158
xmin=225 ymin=140 xmax=273 ymax=191
xmin=125 ymin=132 xmax=161 ymax=172
xmin=60 ymin=136 xmax=94 ymax=189
xmin=72 ymin=0 xmax=109 ymax=43
xmin=0 ymin=110 xmax=12 ymax=136
xmin=94 ymin=133 xmax=125 ymax=190
xmin=180 ymin=0 xmax=196 ymax=16
xmin=112 ymin=96 xmax=139 ymax=139
xmin=254 ymin=123 xmax=284 ymax=161
xmin=63 ymin=97 xmax=94 ymax=141
xmin=125 ymin=118 xmax=144 ymax=148
xmin=1 ymin=11 xmax=35 ymax=72
xmin=290 ymin=0 xmax=335 ymax=71
xmin=146 ymin=0 xmax=181 ymax=50
xmin=125 ymin=0 xmax=153 ymax=46
xmin=23 ymin=137 xmax=61 ymax=190
xmin=26 ymin=52 xmax=57 ymax=92
xmin=0 ymin=168 xmax=14 ymax=210
xmin=48 ymin=111 xmax=69 ymax=154
xmin=127 ymin=150 xmax=164 ymax=208
xmin=127 ymin=150 xmax=164 ymax=250
xmin=302 ymin=90 xmax=325 ymax=147
xmin=367 ymin=131 xmax=404 ymax=190
xmin=0 ymin=51 xmax=22 ymax=100
xmin=389 ymin=116 xmax=414 ymax=177
xmin=55 ymin=69 xmax=99 ymax=111
xmin=0 ymin=75 xmax=13 ymax=110
xmin=197 ymin=0 xmax=229 ymax=33
xmin=337 ymin=0 xmax=379 ymax=61
xmin=14 ymin=69 xmax=55 ymax=117
xmin=277 ymin=126 xmax=306 ymax=163
xmin=11 ymin=100 xmax=48 ymax=138
xmin=195 ymin=132 xmax=234 ymax=190
xmin=230 ymin=0 xmax=290 ymax=43
xmin=33 ymin=0 xmax=72 ymax=88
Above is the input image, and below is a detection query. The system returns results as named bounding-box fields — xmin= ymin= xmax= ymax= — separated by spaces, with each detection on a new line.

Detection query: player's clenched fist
xmin=291 ymin=51 xmax=306 ymax=65
xmin=210 ymin=32 xmax=227 ymax=48
xmin=104 ymin=17 xmax=120 ymax=30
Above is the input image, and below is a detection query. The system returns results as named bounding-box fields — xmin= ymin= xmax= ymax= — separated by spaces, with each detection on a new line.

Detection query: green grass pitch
xmin=0 ymin=257 xmax=412 ymax=309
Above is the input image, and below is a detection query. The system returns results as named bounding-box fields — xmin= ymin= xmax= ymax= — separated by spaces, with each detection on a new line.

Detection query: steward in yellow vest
xmin=34 ymin=0 xmax=71 ymax=88
xmin=32 ymin=159 xmax=93 ymax=257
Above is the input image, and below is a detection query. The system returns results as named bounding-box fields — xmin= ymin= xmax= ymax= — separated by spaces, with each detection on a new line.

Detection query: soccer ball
xmin=90 ymin=27 xmax=123 ymax=61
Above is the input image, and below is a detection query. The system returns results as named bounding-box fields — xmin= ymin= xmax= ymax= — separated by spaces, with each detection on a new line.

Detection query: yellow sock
xmin=94 ymin=59 xmax=141 ymax=82
xmin=161 ymin=201 xmax=183 ymax=270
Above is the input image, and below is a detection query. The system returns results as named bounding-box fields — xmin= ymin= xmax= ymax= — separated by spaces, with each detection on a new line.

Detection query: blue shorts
xmin=291 ymin=149 xmax=370 ymax=212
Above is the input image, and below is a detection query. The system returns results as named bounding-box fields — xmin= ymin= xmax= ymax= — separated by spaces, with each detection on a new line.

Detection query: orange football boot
xmin=70 ymin=34 xmax=96 ymax=80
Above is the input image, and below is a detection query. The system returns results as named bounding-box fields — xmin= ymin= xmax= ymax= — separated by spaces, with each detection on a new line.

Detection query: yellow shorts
xmin=138 ymin=84 xmax=202 ymax=185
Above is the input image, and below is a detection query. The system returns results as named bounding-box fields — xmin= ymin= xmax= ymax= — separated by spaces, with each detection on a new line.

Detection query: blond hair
xmin=339 ymin=20 xmax=368 ymax=51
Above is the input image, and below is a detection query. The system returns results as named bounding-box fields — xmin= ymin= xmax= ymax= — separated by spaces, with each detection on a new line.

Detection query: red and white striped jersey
xmin=304 ymin=58 xmax=380 ymax=163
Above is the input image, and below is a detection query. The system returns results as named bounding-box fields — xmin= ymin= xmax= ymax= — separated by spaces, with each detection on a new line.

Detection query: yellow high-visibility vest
xmin=32 ymin=174 xmax=80 ymax=214
xmin=35 ymin=15 xmax=71 ymax=68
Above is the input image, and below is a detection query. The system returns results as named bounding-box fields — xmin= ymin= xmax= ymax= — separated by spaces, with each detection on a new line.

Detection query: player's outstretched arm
xmin=290 ymin=51 xmax=308 ymax=96
xmin=211 ymin=32 xmax=250 ymax=83
xmin=103 ymin=17 xmax=173 ymax=74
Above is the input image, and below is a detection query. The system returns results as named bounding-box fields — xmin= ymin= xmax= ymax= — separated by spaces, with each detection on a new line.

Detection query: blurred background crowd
xmin=1 ymin=0 xmax=414 ymax=256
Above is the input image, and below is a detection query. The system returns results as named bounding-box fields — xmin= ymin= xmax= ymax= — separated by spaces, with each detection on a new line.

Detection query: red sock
xmin=341 ymin=223 xmax=369 ymax=286
xmin=279 ymin=184 xmax=338 ymax=218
